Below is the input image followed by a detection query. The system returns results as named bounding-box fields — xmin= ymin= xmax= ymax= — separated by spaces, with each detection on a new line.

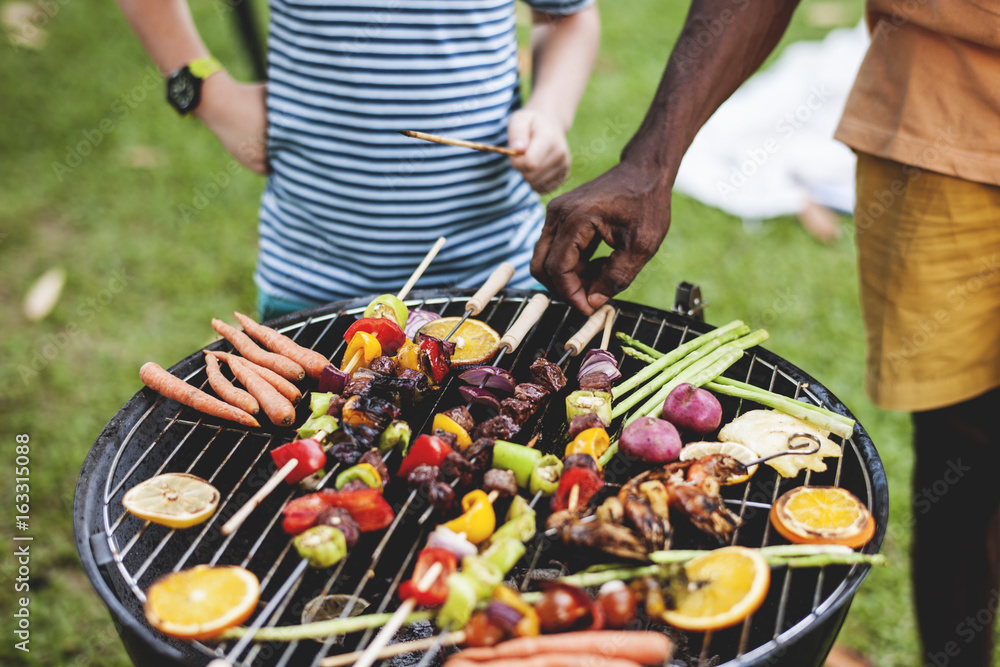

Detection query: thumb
xmin=586 ymin=249 xmax=644 ymax=310
xmin=507 ymin=111 xmax=534 ymax=153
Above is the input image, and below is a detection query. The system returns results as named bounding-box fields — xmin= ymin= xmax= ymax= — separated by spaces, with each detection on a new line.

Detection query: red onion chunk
xmin=426 ymin=525 xmax=478 ymax=560
xmin=403 ymin=309 xmax=441 ymax=340
xmin=485 ymin=600 xmax=524 ymax=635
xmin=578 ymin=349 xmax=621 ymax=382
xmin=459 ymin=386 xmax=502 ymax=412
xmin=459 ymin=366 xmax=516 ymax=393
xmin=318 ymin=364 xmax=348 ymax=394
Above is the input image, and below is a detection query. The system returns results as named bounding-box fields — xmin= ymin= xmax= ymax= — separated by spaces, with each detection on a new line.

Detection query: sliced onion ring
xmin=578 ymin=349 xmax=621 ymax=382
xmin=319 ymin=364 xmax=348 ymax=393
xmin=485 ymin=600 xmax=524 ymax=635
xmin=403 ymin=309 xmax=441 ymax=340
xmin=459 ymin=366 xmax=516 ymax=393
xmin=459 ymin=386 xmax=502 ymax=412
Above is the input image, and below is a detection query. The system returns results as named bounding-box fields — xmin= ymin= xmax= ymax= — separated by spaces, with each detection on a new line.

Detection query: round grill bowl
xmin=74 ymin=289 xmax=888 ymax=667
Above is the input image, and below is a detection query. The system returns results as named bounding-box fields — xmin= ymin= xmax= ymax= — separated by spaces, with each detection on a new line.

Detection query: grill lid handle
xmin=466 ymin=262 xmax=515 ymax=316
xmin=499 ymin=293 xmax=550 ymax=353
xmin=564 ymin=304 xmax=615 ymax=356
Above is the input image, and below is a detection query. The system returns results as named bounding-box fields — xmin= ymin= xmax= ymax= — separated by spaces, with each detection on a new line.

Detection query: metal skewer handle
xmin=563 ymin=304 xmax=616 ymax=356
xmin=742 ymin=432 xmax=823 ymax=469
xmin=498 ymin=293 xmax=549 ymax=354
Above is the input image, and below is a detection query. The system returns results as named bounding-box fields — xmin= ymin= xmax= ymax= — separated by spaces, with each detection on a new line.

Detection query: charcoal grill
xmin=74 ymin=289 xmax=888 ymax=667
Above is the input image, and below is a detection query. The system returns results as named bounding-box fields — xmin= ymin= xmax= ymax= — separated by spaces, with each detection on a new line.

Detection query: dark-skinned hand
xmin=530 ymin=158 xmax=672 ymax=314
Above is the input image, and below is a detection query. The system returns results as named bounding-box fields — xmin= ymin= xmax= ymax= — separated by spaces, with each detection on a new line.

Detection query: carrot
xmin=447 ymin=631 xmax=673 ymax=666
xmin=444 ymin=655 xmax=644 ymax=667
xmin=226 ymin=356 xmax=297 ymax=427
xmin=211 ymin=318 xmax=305 ymax=382
xmin=203 ymin=352 xmax=259 ymax=415
xmin=233 ymin=311 xmax=330 ymax=380
xmin=139 ymin=362 xmax=260 ymax=428
xmin=208 ymin=351 xmax=302 ymax=404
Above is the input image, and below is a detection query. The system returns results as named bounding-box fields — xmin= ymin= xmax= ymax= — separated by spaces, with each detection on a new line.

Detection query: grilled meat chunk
xmin=407 ymin=464 xmax=440 ymax=492
xmin=427 ymin=481 xmax=456 ymax=513
xmin=530 ymin=358 xmax=567 ymax=393
xmin=432 ymin=429 xmax=459 ymax=450
xmin=514 ymin=382 xmax=550 ymax=405
xmin=482 ymin=468 xmax=518 ymax=499
xmin=343 ymin=368 xmax=377 ymax=396
xmin=475 ymin=414 xmax=520 ymax=440
xmin=316 ymin=507 xmax=361 ymax=549
xmin=463 ymin=438 xmax=495 ymax=474
xmin=358 ymin=448 xmax=389 ymax=484
xmin=568 ymin=412 xmax=607 ymax=439
xmin=441 ymin=451 xmax=475 ymax=487
xmin=325 ymin=394 xmax=348 ymax=420
xmin=501 ymin=398 xmax=536 ymax=425
xmin=579 ymin=371 xmax=613 ymax=393
xmin=368 ymin=355 xmax=397 ymax=376
xmin=442 ymin=405 xmax=475 ymax=433
xmin=559 ymin=519 xmax=649 ymax=562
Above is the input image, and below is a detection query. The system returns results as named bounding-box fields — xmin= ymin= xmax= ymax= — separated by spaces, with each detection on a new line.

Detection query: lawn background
xmin=0 ymin=0 xmax=929 ymax=665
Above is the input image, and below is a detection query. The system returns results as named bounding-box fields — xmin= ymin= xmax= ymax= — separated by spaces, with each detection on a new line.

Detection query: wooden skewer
xmin=600 ymin=305 xmax=616 ymax=351
xmin=319 ymin=631 xmax=467 ymax=667
xmin=221 ymin=429 xmax=330 ymax=536
xmin=567 ymin=483 xmax=581 ymax=513
xmin=353 ymin=561 xmax=446 ymax=667
xmin=399 ymin=130 xmax=524 ymax=157
xmin=397 ymin=236 xmax=446 ymax=301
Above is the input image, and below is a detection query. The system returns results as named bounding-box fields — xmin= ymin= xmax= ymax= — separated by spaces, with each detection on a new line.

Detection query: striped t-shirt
xmin=257 ymin=0 xmax=591 ymax=305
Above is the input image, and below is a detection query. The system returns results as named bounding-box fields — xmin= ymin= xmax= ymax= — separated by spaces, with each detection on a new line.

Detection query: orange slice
xmin=661 ymin=546 xmax=770 ymax=631
xmin=770 ymin=486 xmax=875 ymax=548
xmin=122 ymin=473 xmax=220 ymax=529
xmin=144 ymin=565 xmax=260 ymax=641
xmin=679 ymin=441 xmax=759 ymax=485
xmin=417 ymin=317 xmax=500 ymax=366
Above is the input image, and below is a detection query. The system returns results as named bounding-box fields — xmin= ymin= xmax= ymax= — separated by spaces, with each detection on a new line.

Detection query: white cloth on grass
xmin=674 ymin=22 xmax=868 ymax=219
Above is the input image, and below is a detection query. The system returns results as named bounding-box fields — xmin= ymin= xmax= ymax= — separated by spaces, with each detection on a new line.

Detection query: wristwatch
xmin=166 ymin=56 xmax=224 ymax=116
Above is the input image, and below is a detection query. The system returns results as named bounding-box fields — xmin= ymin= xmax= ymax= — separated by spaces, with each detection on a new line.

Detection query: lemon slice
xmin=122 ymin=472 xmax=220 ymax=529
xmin=661 ymin=546 xmax=770 ymax=631
xmin=770 ymin=486 xmax=875 ymax=548
xmin=417 ymin=317 xmax=500 ymax=366
xmin=679 ymin=441 xmax=759 ymax=485
xmin=144 ymin=565 xmax=260 ymax=641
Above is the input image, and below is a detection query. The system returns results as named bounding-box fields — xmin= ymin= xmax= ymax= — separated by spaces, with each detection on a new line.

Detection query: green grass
xmin=0 ymin=0 xmax=927 ymax=665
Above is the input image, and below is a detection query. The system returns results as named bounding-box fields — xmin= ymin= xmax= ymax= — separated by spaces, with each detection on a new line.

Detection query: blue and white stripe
xmin=256 ymin=0 xmax=591 ymax=304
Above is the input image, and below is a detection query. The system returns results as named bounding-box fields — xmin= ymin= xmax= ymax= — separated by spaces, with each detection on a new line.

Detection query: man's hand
xmin=508 ymin=108 xmax=570 ymax=194
xmin=530 ymin=159 xmax=672 ymax=314
xmin=194 ymin=72 xmax=268 ymax=174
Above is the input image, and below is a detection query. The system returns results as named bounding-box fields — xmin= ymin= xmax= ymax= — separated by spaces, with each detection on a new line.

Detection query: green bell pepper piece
xmin=296 ymin=414 xmax=338 ymax=441
xmin=334 ymin=463 xmax=383 ymax=490
xmin=565 ymin=390 xmax=613 ymax=426
xmin=460 ymin=555 xmax=504 ymax=600
xmin=309 ymin=392 xmax=335 ymax=419
xmin=492 ymin=440 xmax=543 ymax=488
xmin=481 ymin=537 xmax=526 ymax=575
xmin=293 ymin=525 xmax=347 ymax=568
xmin=378 ymin=419 xmax=412 ymax=454
xmin=436 ymin=572 xmax=478 ymax=630
xmin=529 ymin=454 xmax=563 ymax=496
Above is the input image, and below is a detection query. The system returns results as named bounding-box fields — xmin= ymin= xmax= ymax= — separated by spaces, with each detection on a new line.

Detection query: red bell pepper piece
xmin=343 ymin=317 xmax=407 ymax=357
xmin=321 ymin=487 xmax=396 ymax=532
xmin=418 ymin=336 xmax=452 ymax=384
xmin=271 ymin=438 xmax=327 ymax=485
xmin=281 ymin=493 xmax=330 ymax=535
xmin=396 ymin=434 xmax=453 ymax=479
xmin=398 ymin=547 xmax=457 ymax=607
xmin=551 ymin=467 xmax=605 ymax=513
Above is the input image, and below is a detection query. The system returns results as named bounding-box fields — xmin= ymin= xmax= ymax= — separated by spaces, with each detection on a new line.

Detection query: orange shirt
xmin=835 ymin=1 xmax=1000 ymax=186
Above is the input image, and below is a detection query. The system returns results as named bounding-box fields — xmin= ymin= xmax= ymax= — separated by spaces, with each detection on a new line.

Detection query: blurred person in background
xmin=532 ymin=1 xmax=1000 ymax=665
xmin=114 ymin=0 xmax=598 ymax=319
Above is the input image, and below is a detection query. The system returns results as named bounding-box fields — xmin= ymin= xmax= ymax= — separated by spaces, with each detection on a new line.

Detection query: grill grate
xmin=84 ymin=290 xmax=886 ymax=667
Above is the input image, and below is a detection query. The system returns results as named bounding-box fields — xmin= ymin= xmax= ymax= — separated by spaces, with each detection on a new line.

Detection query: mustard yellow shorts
xmin=855 ymin=152 xmax=1000 ymax=412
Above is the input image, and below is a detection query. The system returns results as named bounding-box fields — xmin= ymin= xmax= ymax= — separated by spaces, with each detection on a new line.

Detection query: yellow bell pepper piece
xmin=442 ymin=489 xmax=496 ymax=545
xmin=342 ymin=331 xmax=382 ymax=370
xmin=433 ymin=413 xmax=472 ymax=449
xmin=564 ymin=427 xmax=610 ymax=470
xmin=395 ymin=340 xmax=420 ymax=372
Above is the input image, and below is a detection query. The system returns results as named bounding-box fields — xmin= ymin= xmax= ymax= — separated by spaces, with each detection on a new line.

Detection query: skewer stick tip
xmin=567 ymin=483 xmax=580 ymax=513
xmin=221 ymin=458 xmax=298 ymax=535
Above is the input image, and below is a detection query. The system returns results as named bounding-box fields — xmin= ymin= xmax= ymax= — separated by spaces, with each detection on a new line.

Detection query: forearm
xmin=525 ymin=5 xmax=600 ymax=133
xmin=115 ymin=0 xmax=210 ymax=75
xmin=622 ymin=0 xmax=800 ymax=184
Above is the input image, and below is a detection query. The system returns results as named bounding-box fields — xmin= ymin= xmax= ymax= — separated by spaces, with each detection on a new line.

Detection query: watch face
xmin=167 ymin=68 xmax=200 ymax=114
